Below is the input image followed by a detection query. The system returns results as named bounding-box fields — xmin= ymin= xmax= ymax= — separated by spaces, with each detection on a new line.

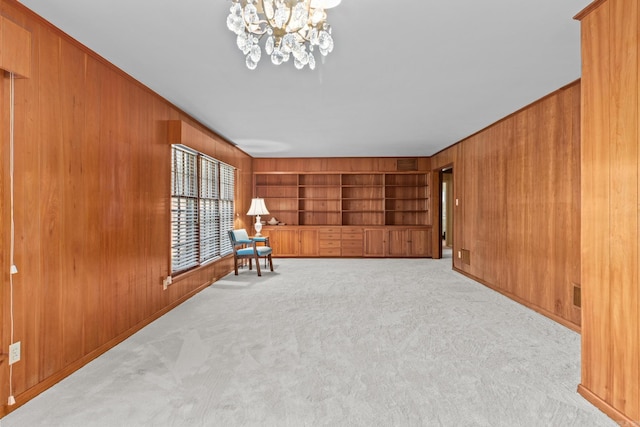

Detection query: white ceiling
xmin=19 ymin=0 xmax=592 ymax=158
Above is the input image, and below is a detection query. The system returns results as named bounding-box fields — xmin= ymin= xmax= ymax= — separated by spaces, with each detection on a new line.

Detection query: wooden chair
xmin=228 ymin=229 xmax=274 ymax=276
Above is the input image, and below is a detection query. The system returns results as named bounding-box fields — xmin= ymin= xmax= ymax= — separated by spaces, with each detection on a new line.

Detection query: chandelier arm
xmin=258 ymin=0 xmax=267 ymax=17
xmin=288 ymin=1 xmax=318 ymax=34
xmin=295 ymin=27 xmax=311 ymax=43
xmin=284 ymin=3 xmax=293 ymax=29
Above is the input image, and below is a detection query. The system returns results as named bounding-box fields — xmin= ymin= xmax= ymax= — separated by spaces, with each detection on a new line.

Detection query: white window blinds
xmin=219 ymin=163 xmax=235 ymax=256
xmin=199 ymin=156 xmax=219 ymax=264
xmin=171 ymin=146 xmax=199 ymax=273
xmin=171 ymin=145 xmax=236 ymax=274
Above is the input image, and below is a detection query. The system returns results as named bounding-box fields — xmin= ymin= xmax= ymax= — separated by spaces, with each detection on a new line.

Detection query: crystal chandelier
xmin=226 ymin=0 xmax=341 ymax=70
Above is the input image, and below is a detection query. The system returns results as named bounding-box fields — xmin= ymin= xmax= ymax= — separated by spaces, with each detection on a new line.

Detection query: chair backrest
xmin=229 ymin=229 xmax=251 ymax=244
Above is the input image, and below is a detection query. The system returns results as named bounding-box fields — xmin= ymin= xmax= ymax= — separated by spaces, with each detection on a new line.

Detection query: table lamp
xmin=247 ymin=198 xmax=269 ymax=236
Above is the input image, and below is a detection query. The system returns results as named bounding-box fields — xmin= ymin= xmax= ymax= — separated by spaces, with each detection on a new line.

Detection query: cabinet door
xmin=268 ymin=229 xmax=298 ymax=256
xmin=407 ymin=228 xmax=431 ymax=257
xmin=364 ymin=229 xmax=386 ymax=257
xmin=299 ymin=229 xmax=319 ymax=256
xmin=387 ymin=229 xmax=407 ymax=257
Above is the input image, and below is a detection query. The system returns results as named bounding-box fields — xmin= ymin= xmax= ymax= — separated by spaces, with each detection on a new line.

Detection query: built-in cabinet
xmin=387 ymin=228 xmax=431 ymax=257
xmin=264 ymin=228 xmax=299 ymax=256
xmin=341 ymin=227 xmax=364 ymax=257
xmin=255 ymin=171 xmax=432 ymax=258
xmin=261 ymin=226 xmax=431 ymax=258
xmin=364 ymin=229 xmax=386 ymax=257
xmin=298 ymin=229 xmax=319 ymax=256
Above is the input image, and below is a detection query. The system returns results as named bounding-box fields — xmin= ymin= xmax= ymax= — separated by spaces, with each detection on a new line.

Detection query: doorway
xmin=440 ymin=168 xmax=453 ymax=260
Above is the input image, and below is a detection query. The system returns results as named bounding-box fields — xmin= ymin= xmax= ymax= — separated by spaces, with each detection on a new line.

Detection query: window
xmin=171 ymin=145 xmax=235 ymax=274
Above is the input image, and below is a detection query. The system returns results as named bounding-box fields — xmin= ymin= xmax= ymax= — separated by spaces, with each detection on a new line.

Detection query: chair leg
xmin=268 ymin=254 xmax=273 ymax=272
xmin=255 ymin=254 xmax=262 ymax=276
xmin=233 ymin=254 xmax=239 ymax=275
xmin=249 ymin=258 xmax=253 ymax=270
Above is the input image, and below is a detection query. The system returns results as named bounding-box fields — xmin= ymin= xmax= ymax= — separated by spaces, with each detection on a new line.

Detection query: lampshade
xmin=247 ymin=198 xmax=270 ymax=216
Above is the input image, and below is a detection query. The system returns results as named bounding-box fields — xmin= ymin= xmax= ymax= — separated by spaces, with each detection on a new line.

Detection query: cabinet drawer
xmin=319 ymin=240 xmax=340 ymax=248
xmin=342 ymin=239 xmax=363 ymax=249
xmin=319 ymin=227 xmax=342 ymax=234
xmin=320 ymin=248 xmax=341 ymax=256
xmin=319 ymin=232 xmax=341 ymax=240
xmin=342 ymin=232 xmax=364 ymax=240
xmin=342 ymin=227 xmax=363 ymax=234
xmin=342 ymin=248 xmax=363 ymax=257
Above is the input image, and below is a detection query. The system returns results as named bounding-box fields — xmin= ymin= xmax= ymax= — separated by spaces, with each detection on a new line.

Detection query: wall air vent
xmin=458 ymin=249 xmax=471 ymax=265
xmin=397 ymin=158 xmax=418 ymax=171
xmin=573 ymin=284 xmax=581 ymax=308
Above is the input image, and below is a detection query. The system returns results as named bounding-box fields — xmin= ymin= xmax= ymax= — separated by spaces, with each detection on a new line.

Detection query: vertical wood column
xmin=578 ymin=0 xmax=640 ymax=423
xmin=608 ymin=0 xmax=639 ymax=417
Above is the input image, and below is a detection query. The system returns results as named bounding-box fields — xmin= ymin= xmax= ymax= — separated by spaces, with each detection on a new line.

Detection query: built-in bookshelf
xmin=254 ymin=174 xmax=298 ymax=225
xmin=384 ymin=173 xmax=430 ymax=225
xmin=298 ymin=174 xmax=341 ymax=225
xmin=341 ymin=174 xmax=384 ymax=226
xmin=254 ymin=172 xmax=430 ymax=226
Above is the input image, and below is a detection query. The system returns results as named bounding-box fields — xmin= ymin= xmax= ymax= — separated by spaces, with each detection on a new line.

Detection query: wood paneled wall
xmin=431 ymin=81 xmax=582 ymax=330
xmin=577 ymin=0 xmax=640 ymax=424
xmin=0 ymin=0 xmax=252 ymax=416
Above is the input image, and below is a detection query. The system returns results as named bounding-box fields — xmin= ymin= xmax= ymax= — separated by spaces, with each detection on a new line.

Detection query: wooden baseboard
xmin=578 ymin=384 xmax=640 ymax=426
xmin=452 ymin=267 xmax=581 ymax=333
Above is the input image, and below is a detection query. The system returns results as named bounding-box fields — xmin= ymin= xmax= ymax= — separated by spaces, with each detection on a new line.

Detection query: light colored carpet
xmin=3 ymin=258 xmax=615 ymax=427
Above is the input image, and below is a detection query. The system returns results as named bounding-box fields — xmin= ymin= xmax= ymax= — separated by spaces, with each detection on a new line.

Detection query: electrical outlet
xmin=162 ymin=276 xmax=172 ymax=290
xmin=9 ymin=341 xmax=20 ymax=365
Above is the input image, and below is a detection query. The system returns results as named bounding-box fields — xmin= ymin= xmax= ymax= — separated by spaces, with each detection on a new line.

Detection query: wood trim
xmin=574 ymin=0 xmax=609 ymax=21
xmin=577 ymin=385 xmax=640 ymax=426
xmin=430 ymin=168 xmax=443 ymax=259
